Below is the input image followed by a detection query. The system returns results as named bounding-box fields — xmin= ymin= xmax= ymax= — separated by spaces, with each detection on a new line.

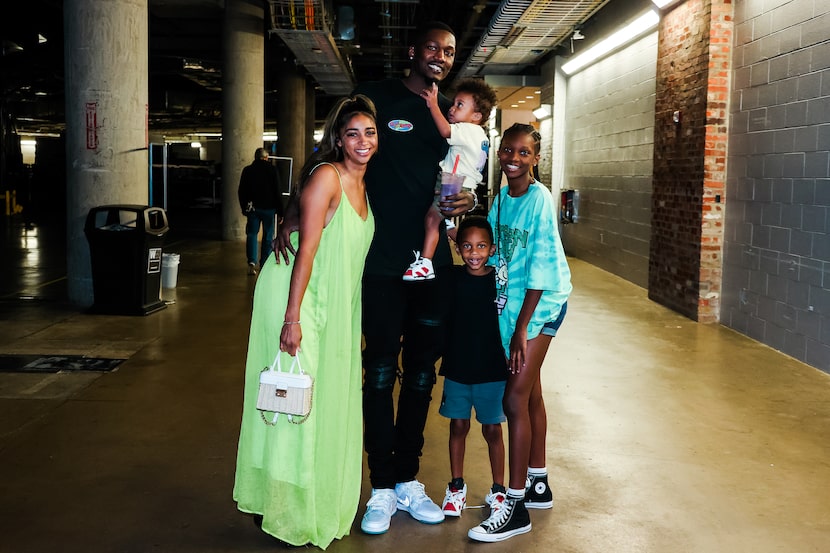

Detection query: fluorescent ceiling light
xmin=562 ymin=10 xmax=660 ymax=75
xmin=651 ymin=0 xmax=681 ymax=7
xmin=190 ymin=142 xmax=201 ymax=148
xmin=533 ymin=104 xmax=552 ymax=120
xmin=23 ymin=132 xmax=59 ymax=138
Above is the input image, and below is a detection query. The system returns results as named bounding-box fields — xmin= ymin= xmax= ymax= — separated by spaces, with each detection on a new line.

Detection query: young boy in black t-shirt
xmin=438 ymin=216 xmax=507 ymax=517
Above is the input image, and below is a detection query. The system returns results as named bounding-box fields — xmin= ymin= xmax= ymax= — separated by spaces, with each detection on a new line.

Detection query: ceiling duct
xmin=456 ymin=0 xmax=533 ymax=78
xmin=268 ymin=0 xmax=355 ymax=95
xmin=456 ymin=0 xmax=610 ymax=78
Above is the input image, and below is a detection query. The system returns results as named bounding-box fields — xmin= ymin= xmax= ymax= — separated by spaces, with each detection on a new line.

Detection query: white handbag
xmin=256 ymin=353 xmax=313 ymax=424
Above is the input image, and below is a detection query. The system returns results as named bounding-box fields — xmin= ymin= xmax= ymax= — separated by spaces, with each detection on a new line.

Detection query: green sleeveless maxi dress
xmin=233 ymin=163 xmax=374 ymax=548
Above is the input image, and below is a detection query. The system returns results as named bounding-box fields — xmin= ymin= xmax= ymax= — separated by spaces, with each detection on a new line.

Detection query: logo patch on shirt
xmin=388 ymin=119 xmax=414 ymax=132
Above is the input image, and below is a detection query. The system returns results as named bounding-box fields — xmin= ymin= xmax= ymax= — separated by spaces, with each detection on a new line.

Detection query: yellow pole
xmin=13 ymin=190 xmax=22 ymax=214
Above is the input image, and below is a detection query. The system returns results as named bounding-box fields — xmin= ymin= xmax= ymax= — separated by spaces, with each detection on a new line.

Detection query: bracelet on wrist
xmin=467 ymin=190 xmax=478 ymax=212
xmin=283 ymin=321 xmax=301 ymax=325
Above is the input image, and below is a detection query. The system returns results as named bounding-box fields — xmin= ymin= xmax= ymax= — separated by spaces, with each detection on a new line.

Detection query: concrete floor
xmin=1 ymin=214 xmax=829 ymax=553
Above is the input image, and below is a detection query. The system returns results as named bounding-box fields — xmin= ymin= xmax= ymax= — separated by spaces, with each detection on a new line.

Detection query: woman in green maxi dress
xmin=234 ymin=96 xmax=378 ymax=549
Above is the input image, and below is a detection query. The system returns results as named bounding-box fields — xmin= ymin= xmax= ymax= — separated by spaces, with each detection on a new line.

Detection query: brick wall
xmin=648 ymin=0 xmax=730 ymax=322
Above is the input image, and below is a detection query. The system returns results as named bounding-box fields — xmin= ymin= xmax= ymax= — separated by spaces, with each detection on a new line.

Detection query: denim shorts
xmin=439 ymin=378 xmax=507 ymax=425
xmin=540 ymin=301 xmax=568 ymax=337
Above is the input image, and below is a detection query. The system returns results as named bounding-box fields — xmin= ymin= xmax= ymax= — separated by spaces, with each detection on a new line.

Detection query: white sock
xmin=528 ymin=466 xmax=547 ymax=477
xmin=507 ymin=487 xmax=525 ymax=499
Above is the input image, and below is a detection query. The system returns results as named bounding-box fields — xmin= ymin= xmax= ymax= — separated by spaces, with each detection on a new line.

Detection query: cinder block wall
xmin=722 ymin=0 xmax=830 ymax=372
xmin=559 ymin=32 xmax=658 ymax=287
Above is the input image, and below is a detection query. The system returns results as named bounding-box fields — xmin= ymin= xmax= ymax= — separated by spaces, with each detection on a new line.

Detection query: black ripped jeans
xmin=361 ymin=270 xmax=450 ymax=490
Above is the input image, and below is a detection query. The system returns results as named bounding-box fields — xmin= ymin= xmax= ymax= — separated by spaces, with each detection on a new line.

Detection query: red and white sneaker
xmin=441 ymin=482 xmax=467 ymax=517
xmin=402 ymin=251 xmax=435 ymax=281
xmin=484 ymin=484 xmax=508 ymax=507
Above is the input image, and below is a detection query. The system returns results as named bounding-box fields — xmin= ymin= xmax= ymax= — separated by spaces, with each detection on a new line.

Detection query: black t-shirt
xmin=353 ymin=79 xmax=452 ymax=276
xmin=238 ymin=159 xmax=283 ymax=215
xmin=440 ymin=265 xmax=508 ymax=384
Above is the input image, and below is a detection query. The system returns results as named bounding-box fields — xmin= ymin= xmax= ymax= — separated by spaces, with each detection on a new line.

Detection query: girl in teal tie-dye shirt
xmin=468 ymin=123 xmax=572 ymax=543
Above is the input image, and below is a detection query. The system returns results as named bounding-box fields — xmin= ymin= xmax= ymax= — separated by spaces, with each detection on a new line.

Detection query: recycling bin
xmin=85 ymin=205 xmax=169 ymax=315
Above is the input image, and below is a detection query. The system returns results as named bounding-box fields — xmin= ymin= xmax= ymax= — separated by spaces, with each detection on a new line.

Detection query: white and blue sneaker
xmin=360 ymin=488 xmax=398 ymax=534
xmin=394 ymin=479 xmax=445 ymax=524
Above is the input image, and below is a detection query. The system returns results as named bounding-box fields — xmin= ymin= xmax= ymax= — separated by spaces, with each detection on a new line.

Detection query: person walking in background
xmin=238 ymin=147 xmax=283 ymax=275
xmin=468 ymin=123 xmax=572 ymax=542
xmin=436 ymin=216 xmax=507 ymax=518
xmin=402 ymin=78 xmax=497 ymax=282
xmin=233 ymin=96 xmax=377 ymax=549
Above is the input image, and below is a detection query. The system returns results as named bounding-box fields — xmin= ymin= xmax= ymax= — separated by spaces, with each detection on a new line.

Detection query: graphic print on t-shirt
xmin=494 ymin=257 xmax=508 ymax=314
xmin=387 ymin=119 xmax=414 ymax=132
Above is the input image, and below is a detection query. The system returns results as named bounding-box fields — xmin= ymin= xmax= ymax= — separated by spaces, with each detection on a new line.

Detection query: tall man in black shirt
xmin=275 ymin=21 xmax=476 ymax=535
xmin=352 ymin=21 xmax=476 ymax=535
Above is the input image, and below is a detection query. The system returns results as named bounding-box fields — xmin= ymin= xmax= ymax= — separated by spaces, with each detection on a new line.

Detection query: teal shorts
xmin=439 ymin=378 xmax=507 ymax=424
xmin=540 ymin=301 xmax=568 ymax=337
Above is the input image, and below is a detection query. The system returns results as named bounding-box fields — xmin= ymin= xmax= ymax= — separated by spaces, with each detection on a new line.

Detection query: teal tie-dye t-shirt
xmin=487 ymin=181 xmax=572 ymax=352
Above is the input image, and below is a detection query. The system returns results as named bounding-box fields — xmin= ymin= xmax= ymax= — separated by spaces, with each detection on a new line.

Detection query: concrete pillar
xmin=221 ymin=0 xmax=265 ymax=241
xmin=274 ymin=61 xmax=309 ymax=190
xmin=64 ymin=0 xmax=149 ymax=307
xmin=305 ymin=85 xmax=316 ymax=160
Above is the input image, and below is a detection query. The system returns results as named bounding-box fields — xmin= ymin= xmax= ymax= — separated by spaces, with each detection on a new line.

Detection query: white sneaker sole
xmin=360 ymin=516 xmax=392 ymax=535
xmin=402 ymin=274 xmax=435 ymax=281
xmin=397 ymin=503 xmax=445 ymax=524
xmin=467 ymin=522 xmax=531 ymax=542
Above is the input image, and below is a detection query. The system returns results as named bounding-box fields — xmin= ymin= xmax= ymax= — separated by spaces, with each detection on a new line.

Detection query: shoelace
xmin=367 ymin=491 xmax=396 ymax=512
xmin=445 ymin=488 xmax=465 ymax=508
xmin=405 ymin=252 xmax=425 ymax=274
xmin=483 ymin=497 xmax=513 ymax=529
xmin=400 ymin=481 xmax=429 ymax=505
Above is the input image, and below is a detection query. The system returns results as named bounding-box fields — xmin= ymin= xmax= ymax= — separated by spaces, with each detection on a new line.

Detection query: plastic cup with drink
xmin=439 ymin=155 xmax=464 ymax=212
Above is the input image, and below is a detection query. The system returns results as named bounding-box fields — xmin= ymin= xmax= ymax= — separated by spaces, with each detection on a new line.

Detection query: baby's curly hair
xmin=454 ymin=78 xmax=499 ymax=126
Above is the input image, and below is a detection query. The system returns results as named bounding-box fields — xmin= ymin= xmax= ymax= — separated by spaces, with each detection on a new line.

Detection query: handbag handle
xmin=261 ymin=352 xmax=311 ymax=426
xmin=270 ymin=352 xmax=304 ymax=375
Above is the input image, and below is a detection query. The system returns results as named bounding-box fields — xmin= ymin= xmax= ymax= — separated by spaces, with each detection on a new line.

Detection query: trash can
xmin=161 ymin=253 xmax=180 ymax=288
xmin=85 ymin=205 xmax=169 ymax=315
